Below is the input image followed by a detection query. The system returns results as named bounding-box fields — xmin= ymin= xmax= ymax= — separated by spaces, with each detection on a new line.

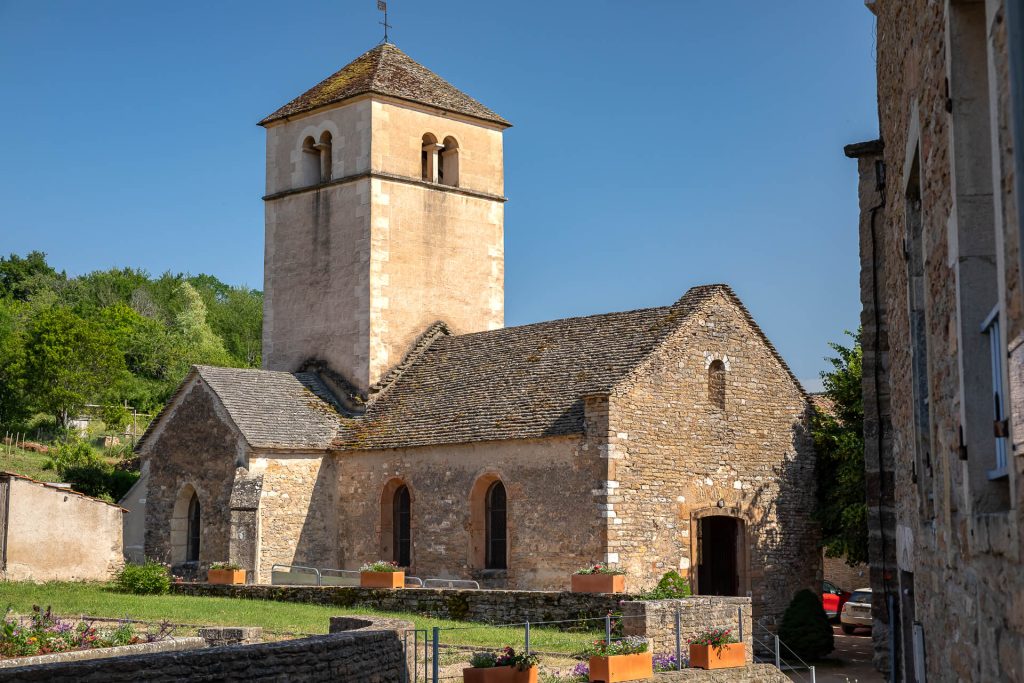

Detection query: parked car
xmin=840 ymin=588 xmax=873 ymax=634
xmin=822 ymin=580 xmax=851 ymax=620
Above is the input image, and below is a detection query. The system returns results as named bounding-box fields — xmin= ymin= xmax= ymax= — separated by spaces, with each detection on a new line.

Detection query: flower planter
xmin=571 ymin=573 xmax=625 ymax=593
xmin=588 ymin=652 xmax=652 ymax=682
xmin=360 ymin=570 xmax=405 ymax=589
xmin=688 ymin=642 xmax=745 ymax=669
xmin=207 ymin=568 xmax=245 ymax=585
xmin=462 ymin=666 xmax=537 ymax=683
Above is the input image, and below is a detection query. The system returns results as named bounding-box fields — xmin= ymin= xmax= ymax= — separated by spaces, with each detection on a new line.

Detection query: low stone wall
xmin=0 ymin=637 xmax=205 ymax=670
xmin=654 ymin=664 xmax=788 ymax=682
xmin=0 ymin=630 xmax=405 ymax=682
xmin=621 ymin=597 xmax=752 ymax=662
xmin=171 ymin=583 xmax=624 ymax=626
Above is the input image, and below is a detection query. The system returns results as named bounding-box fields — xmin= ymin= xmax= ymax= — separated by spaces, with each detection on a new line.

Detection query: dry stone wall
xmin=620 ymin=597 xmax=752 ymax=661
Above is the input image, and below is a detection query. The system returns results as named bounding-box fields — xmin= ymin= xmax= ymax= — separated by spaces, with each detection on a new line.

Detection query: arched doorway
xmin=171 ymin=484 xmax=201 ymax=565
xmin=695 ymin=513 xmax=747 ymax=597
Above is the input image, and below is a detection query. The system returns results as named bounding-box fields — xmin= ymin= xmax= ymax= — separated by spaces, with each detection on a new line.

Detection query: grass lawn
xmin=0 ymin=582 xmax=599 ymax=653
xmin=0 ymin=445 xmax=60 ymax=482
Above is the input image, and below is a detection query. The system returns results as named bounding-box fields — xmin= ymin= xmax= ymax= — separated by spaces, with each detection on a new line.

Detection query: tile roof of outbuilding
xmin=259 ymin=43 xmax=510 ymax=127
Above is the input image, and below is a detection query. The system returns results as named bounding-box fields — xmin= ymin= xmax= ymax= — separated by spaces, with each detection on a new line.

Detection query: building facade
xmin=127 ymin=43 xmax=821 ymax=627
xmin=848 ymin=1 xmax=1024 ymax=680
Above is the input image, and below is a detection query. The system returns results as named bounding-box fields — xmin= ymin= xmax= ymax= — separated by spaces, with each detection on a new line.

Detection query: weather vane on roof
xmin=377 ymin=1 xmax=392 ymax=44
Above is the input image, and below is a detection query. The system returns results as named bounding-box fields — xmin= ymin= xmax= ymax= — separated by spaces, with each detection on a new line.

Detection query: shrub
xmin=46 ymin=437 xmax=139 ymax=502
xmin=777 ymin=589 xmax=835 ymax=661
xmin=636 ymin=570 xmax=691 ymax=600
xmin=114 ymin=561 xmax=171 ymax=595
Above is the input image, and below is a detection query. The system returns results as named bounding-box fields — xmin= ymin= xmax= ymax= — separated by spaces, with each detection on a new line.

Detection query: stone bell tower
xmin=259 ymin=43 xmax=509 ymax=393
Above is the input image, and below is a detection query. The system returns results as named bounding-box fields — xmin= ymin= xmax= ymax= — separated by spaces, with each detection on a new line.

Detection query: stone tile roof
xmin=195 ymin=366 xmax=340 ymax=449
xmin=334 ymin=284 xmax=806 ymax=451
xmin=136 ymin=366 xmax=341 ymax=452
xmin=259 ymin=43 xmax=509 ymax=127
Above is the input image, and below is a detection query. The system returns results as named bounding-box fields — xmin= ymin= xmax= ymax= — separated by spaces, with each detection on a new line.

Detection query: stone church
xmin=126 ymin=43 xmax=819 ymax=624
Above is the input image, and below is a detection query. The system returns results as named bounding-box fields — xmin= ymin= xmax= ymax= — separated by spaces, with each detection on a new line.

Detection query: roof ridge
xmin=368 ymin=320 xmax=452 ymax=404
xmin=450 ymin=305 xmax=673 ymax=342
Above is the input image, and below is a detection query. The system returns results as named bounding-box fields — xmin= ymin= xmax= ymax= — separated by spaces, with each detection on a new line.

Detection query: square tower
xmin=259 ymin=44 xmax=509 ymax=393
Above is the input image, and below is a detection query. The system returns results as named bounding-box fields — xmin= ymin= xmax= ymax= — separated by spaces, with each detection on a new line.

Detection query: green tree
xmin=22 ymin=307 xmax=128 ymax=427
xmin=812 ymin=330 xmax=867 ymax=565
xmin=777 ymin=589 xmax=835 ymax=660
xmin=0 ymin=251 xmax=63 ymax=301
xmin=0 ymin=297 xmax=27 ymax=425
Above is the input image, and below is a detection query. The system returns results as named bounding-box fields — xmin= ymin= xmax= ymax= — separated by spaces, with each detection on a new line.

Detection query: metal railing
xmin=752 ymin=621 xmax=817 ymax=683
xmin=270 ymin=564 xmax=478 ymax=589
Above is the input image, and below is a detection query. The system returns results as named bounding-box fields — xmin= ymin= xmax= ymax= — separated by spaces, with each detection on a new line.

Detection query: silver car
xmin=840 ymin=588 xmax=873 ymax=634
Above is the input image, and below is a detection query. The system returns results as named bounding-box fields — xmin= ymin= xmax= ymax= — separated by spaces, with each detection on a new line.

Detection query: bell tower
xmin=259 ymin=44 xmax=509 ymax=393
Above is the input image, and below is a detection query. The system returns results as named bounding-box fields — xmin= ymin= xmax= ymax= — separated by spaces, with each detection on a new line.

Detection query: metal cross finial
xmin=377 ymin=1 xmax=392 ymax=44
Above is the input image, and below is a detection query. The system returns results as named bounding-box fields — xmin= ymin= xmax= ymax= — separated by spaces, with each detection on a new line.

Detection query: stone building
xmin=846 ymin=0 xmax=1024 ymax=680
xmin=126 ymin=43 xmax=819 ymax=624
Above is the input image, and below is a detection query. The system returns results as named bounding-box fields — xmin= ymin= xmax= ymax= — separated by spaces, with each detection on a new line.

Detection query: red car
xmin=822 ymin=580 xmax=851 ymax=621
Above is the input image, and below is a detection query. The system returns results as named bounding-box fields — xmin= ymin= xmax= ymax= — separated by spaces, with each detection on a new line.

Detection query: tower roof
xmin=259 ymin=43 xmax=510 ymax=127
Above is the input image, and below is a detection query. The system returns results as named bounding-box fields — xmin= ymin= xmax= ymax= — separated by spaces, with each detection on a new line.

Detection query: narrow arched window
xmin=421 ymin=133 xmax=439 ymax=182
xmin=186 ymin=492 xmax=201 ymax=562
xmin=441 ymin=136 xmax=460 ymax=187
xmin=301 ymin=136 xmax=320 ymax=186
xmin=709 ymin=359 xmax=726 ymax=410
xmin=318 ymin=131 xmax=333 ymax=182
xmin=393 ymin=485 xmax=411 ymax=567
xmin=485 ymin=481 xmax=507 ymax=569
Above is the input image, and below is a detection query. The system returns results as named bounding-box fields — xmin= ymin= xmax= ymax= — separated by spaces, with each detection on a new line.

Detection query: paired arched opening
xmin=300 ymin=131 xmax=333 ymax=186
xmin=420 ymin=133 xmax=459 ymax=186
xmin=708 ymin=359 xmax=726 ymax=410
xmin=170 ymin=484 xmax=202 ymax=564
xmin=380 ymin=479 xmax=412 ymax=566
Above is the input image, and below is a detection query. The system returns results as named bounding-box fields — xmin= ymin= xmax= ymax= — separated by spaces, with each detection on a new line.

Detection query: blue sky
xmin=0 ymin=1 xmax=878 ymax=390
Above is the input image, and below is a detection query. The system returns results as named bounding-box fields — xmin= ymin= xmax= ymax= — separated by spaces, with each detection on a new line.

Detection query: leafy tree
xmin=169 ymin=282 xmax=234 ymax=376
xmin=0 ymin=251 xmax=63 ymax=301
xmin=777 ymin=589 xmax=835 ymax=660
xmin=0 ymin=297 xmax=27 ymax=425
xmin=812 ymin=330 xmax=868 ymax=565
xmin=21 ymin=307 xmax=128 ymax=427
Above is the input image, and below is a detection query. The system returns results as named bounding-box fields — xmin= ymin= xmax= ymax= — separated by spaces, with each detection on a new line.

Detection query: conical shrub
xmin=777 ymin=588 xmax=835 ymax=661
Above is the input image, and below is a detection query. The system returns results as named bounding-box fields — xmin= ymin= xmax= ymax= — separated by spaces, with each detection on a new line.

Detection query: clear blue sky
xmin=0 ymin=1 xmax=878 ymax=391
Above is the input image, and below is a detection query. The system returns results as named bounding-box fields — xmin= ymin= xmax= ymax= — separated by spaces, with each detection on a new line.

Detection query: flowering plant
xmin=359 ymin=560 xmax=402 ymax=572
xmin=210 ymin=562 xmax=242 ymax=570
xmin=689 ymin=628 xmax=737 ymax=649
xmin=0 ymin=606 xmax=159 ymax=660
xmin=582 ymin=636 xmax=649 ymax=657
xmin=573 ymin=563 xmax=624 ymax=576
xmin=494 ymin=646 xmax=539 ymax=670
xmin=468 ymin=651 xmax=498 ymax=668
xmin=653 ymin=653 xmax=686 ymax=671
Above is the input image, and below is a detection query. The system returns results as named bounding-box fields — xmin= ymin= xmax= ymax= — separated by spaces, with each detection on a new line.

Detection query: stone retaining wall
xmin=171 ymin=583 xmax=624 ymax=626
xmin=0 ymin=637 xmax=205 ymax=670
xmin=621 ymin=597 xmax=752 ymax=661
xmin=0 ymin=630 xmax=405 ymax=682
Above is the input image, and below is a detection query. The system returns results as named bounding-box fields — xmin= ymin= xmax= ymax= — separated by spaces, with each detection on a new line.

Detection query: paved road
xmin=786 ymin=625 xmax=884 ymax=683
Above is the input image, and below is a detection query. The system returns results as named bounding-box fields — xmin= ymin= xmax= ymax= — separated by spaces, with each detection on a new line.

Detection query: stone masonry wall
xmin=621 ymin=596 xmax=752 ymax=661
xmin=862 ymin=2 xmax=1024 ymax=681
xmin=0 ymin=630 xmax=405 ymax=683
xmin=607 ymin=289 xmax=819 ymax=625
xmin=333 ymin=435 xmax=606 ymax=590
xmin=822 ymin=553 xmax=869 ymax=593
xmin=172 ymin=583 xmax=624 ymax=625
xmin=143 ymin=380 xmax=241 ymax=567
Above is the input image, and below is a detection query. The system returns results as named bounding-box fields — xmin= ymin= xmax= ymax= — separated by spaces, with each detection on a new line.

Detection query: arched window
xmin=393 ymin=485 xmax=411 ymax=567
xmin=318 ymin=131 xmax=333 ymax=182
xmin=301 ymin=136 xmax=320 ymax=186
xmin=441 ymin=136 xmax=460 ymax=187
xmin=186 ymin=492 xmax=201 ymax=563
xmin=708 ymin=359 xmax=726 ymax=410
xmin=421 ymin=133 xmax=440 ymax=182
xmin=485 ymin=481 xmax=507 ymax=569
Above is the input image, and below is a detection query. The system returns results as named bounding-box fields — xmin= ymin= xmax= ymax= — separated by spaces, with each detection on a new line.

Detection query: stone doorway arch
xmin=171 ymin=484 xmax=202 ymax=565
xmin=691 ymin=507 xmax=751 ymax=597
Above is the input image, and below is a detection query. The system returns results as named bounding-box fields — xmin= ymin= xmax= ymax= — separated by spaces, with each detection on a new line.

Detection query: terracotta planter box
xmin=688 ymin=642 xmax=745 ymax=669
xmin=207 ymin=568 xmax=245 ymax=585
xmin=571 ymin=573 xmax=626 ymax=593
xmin=588 ymin=652 xmax=652 ymax=682
xmin=360 ymin=570 xmax=405 ymax=589
xmin=462 ymin=666 xmax=537 ymax=683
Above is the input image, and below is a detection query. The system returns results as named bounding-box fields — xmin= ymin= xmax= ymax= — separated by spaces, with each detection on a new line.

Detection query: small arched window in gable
xmin=421 ymin=133 xmax=440 ymax=182
xmin=301 ymin=136 xmax=321 ymax=186
xmin=440 ymin=136 xmax=460 ymax=187
xmin=318 ymin=131 xmax=333 ymax=182
xmin=708 ymin=359 xmax=726 ymax=410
